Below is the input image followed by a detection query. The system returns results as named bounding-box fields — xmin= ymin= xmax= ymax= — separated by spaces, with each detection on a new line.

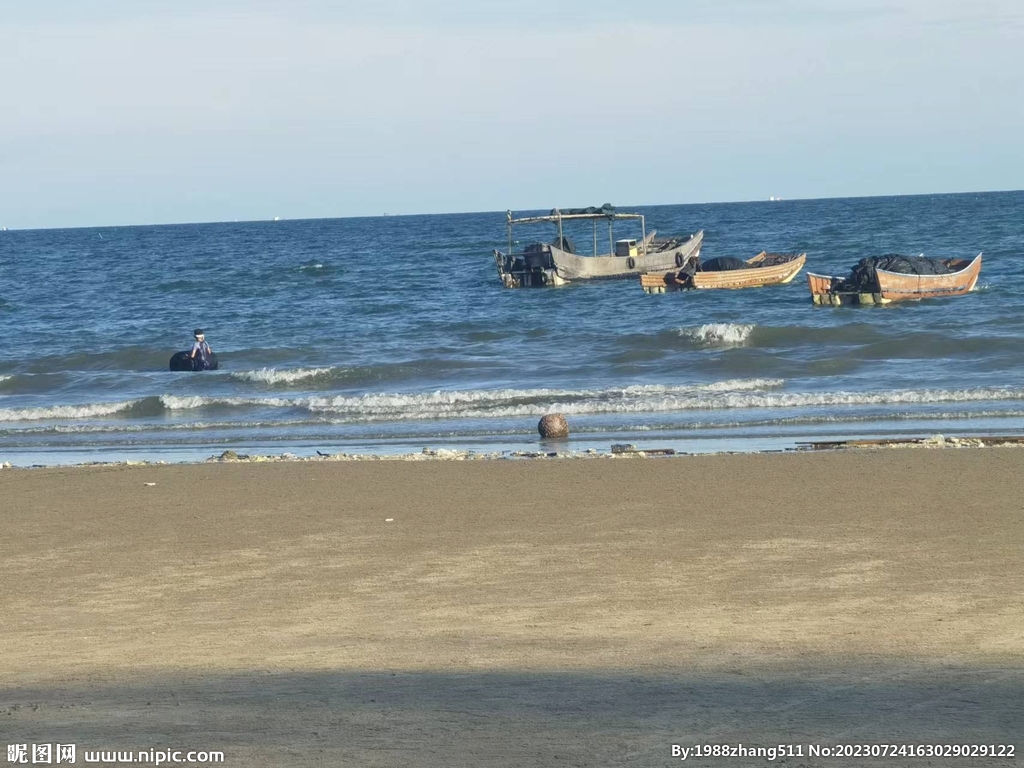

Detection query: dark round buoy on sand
xmin=538 ymin=413 xmax=569 ymax=439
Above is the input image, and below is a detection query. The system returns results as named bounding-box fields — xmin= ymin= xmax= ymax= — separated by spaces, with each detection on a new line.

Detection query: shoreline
xmin=4 ymin=431 xmax=1024 ymax=469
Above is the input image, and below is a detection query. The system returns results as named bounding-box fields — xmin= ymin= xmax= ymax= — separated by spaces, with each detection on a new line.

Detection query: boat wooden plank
xmin=641 ymin=252 xmax=805 ymax=292
xmin=876 ymin=255 xmax=982 ymax=300
xmin=808 ymin=254 xmax=982 ymax=305
xmin=692 ymin=253 xmax=805 ymax=289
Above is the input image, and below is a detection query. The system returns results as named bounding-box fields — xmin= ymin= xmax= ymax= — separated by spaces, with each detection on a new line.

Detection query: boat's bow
xmin=690 ymin=251 xmax=806 ymax=290
xmin=875 ymin=253 xmax=982 ymax=300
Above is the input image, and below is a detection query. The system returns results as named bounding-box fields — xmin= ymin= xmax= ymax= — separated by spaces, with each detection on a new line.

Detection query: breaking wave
xmin=8 ymin=382 xmax=1024 ymax=425
xmin=0 ymin=400 xmax=141 ymax=422
xmin=112 ymin=382 xmax=1024 ymax=421
xmin=230 ymin=367 xmax=335 ymax=385
xmin=292 ymin=384 xmax=1024 ymax=420
xmin=678 ymin=323 xmax=756 ymax=346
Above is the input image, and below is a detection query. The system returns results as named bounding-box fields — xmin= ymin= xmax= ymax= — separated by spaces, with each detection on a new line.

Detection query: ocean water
xmin=1 ymin=191 xmax=1022 ymax=465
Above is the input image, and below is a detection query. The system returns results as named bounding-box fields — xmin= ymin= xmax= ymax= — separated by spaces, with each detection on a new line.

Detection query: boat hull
xmin=496 ymin=231 xmax=703 ymax=288
xmin=640 ymin=252 xmax=805 ymax=293
xmin=809 ymin=254 xmax=982 ymax=305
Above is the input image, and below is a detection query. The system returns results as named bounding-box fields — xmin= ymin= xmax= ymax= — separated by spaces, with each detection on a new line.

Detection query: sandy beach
xmin=2 ymin=449 xmax=1022 ymax=766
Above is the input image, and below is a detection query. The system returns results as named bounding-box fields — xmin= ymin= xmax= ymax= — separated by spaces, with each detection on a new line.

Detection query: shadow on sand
xmin=4 ymin=663 xmax=1022 ymax=767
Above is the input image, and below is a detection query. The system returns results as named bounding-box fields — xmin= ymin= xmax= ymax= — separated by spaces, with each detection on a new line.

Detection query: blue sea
xmin=1 ymin=191 xmax=1022 ymax=465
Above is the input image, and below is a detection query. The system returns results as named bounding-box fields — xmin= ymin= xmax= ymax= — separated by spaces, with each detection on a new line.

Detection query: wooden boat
xmin=640 ymin=252 xmax=806 ymax=294
xmin=494 ymin=206 xmax=703 ymax=288
xmin=808 ymin=254 xmax=982 ymax=305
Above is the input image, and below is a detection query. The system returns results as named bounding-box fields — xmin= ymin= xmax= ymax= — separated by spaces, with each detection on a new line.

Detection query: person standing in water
xmin=190 ymin=329 xmax=213 ymax=370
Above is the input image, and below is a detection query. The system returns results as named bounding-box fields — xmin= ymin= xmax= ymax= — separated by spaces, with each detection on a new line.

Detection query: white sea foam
xmin=0 ymin=400 xmax=139 ymax=422
xmin=160 ymin=395 xmax=212 ymax=410
xmin=301 ymin=380 xmax=782 ymax=414
xmin=703 ymin=378 xmax=784 ymax=392
xmin=298 ymin=384 xmax=1024 ymax=421
xmin=146 ymin=382 xmax=1024 ymax=421
xmin=678 ymin=323 xmax=755 ymax=346
xmin=230 ymin=367 xmax=335 ymax=385
xmin=159 ymin=394 xmax=295 ymax=410
xmin=4 ymin=418 xmax=317 ymax=435
xmin=8 ymin=383 xmax=1024 ymax=425
xmin=150 ymin=381 xmax=783 ymax=417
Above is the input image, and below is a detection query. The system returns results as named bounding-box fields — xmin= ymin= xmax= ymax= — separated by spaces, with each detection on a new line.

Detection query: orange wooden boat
xmin=808 ymin=254 xmax=982 ymax=305
xmin=640 ymin=251 xmax=806 ymax=293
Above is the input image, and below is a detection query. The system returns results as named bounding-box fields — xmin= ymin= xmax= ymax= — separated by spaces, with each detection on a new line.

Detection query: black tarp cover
xmin=551 ymin=236 xmax=576 ymax=253
xmin=699 ymin=256 xmax=749 ymax=272
xmin=836 ymin=254 xmax=952 ymax=293
xmin=552 ymin=204 xmax=616 ymax=217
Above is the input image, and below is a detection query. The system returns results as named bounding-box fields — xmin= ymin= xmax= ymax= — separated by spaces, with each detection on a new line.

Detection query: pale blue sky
xmin=2 ymin=0 xmax=1022 ymax=228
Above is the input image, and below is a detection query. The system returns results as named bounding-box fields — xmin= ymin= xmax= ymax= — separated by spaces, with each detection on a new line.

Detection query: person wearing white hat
xmin=189 ymin=329 xmax=213 ymax=370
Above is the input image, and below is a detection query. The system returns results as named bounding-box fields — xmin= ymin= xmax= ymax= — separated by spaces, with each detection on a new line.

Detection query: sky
xmin=1 ymin=0 xmax=1022 ymax=228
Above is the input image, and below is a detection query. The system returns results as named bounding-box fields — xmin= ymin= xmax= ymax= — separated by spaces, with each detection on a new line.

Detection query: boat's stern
xmin=640 ymin=271 xmax=681 ymax=293
xmin=494 ymin=246 xmax=567 ymax=288
xmin=808 ymin=272 xmax=885 ymax=305
xmin=807 ymin=272 xmax=835 ymax=304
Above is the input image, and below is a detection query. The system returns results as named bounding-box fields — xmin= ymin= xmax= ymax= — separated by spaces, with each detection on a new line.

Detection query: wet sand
xmin=2 ymin=450 xmax=1022 ymax=766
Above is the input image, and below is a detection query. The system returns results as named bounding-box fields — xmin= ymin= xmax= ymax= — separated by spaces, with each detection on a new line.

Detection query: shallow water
xmin=2 ymin=191 xmax=1022 ymax=464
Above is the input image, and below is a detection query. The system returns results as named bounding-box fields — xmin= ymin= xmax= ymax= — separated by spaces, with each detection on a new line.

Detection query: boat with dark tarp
xmin=494 ymin=205 xmax=703 ymax=288
xmin=808 ymin=253 xmax=982 ymax=305
xmin=640 ymin=251 xmax=806 ymax=293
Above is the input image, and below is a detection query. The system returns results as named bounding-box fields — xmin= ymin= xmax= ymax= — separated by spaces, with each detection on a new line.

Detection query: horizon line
xmin=3 ymin=187 xmax=1021 ymax=233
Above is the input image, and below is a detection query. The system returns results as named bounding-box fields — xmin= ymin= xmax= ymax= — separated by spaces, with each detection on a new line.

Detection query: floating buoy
xmin=169 ymin=351 xmax=219 ymax=371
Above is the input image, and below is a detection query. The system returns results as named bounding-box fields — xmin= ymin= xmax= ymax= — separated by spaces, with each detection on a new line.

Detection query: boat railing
xmin=506 ymin=208 xmax=647 ymax=257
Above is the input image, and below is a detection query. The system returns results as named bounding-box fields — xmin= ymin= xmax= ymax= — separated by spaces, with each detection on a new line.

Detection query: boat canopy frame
xmin=506 ymin=208 xmax=648 ymax=258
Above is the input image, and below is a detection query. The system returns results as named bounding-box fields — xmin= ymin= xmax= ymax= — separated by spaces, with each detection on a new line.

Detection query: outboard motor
xmin=169 ymin=351 xmax=219 ymax=371
xmin=675 ymin=256 xmax=698 ymax=287
xmin=523 ymin=242 xmax=554 ymax=270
